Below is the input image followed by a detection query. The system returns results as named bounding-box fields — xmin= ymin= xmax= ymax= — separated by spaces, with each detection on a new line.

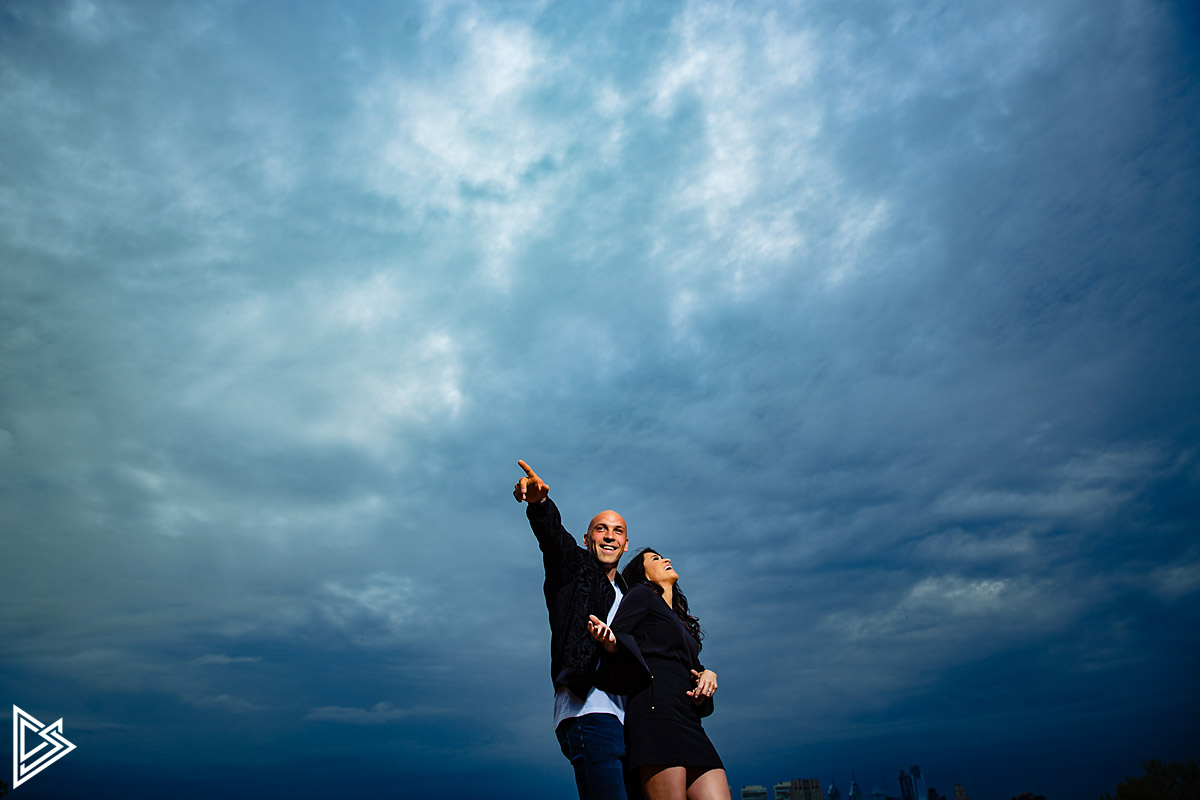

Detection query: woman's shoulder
xmin=622 ymin=583 xmax=660 ymax=604
xmin=623 ymin=583 xmax=676 ymax=616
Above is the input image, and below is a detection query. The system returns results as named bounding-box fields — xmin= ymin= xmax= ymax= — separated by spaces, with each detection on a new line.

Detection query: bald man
xmin=514 ymin=461 xmax=631 ymax=800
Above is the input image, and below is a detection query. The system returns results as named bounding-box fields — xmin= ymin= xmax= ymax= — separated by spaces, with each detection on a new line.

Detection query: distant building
xmin=827 ymin=778 xmax=841 ymax=800
xmin=848 ymin=772 xmax=864 ymax=800
xmin=898 ymin=766 xmax=928 ymax=800
xmin=743 ymin=786 xmax=769 ymax=800
xmin=911 ymin=766 xmax=928 ymax=800
xmin=953 ymin=784 xmax=970 ymax=800
xmin=775 ymin=782 xmax=793 ymax=800
xmin=789 ymin=778 xmax=825 ymax=800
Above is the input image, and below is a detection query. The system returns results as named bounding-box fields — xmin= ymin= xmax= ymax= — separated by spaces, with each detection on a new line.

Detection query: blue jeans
xmin=555 ymin=713 xmax=628 ymax=800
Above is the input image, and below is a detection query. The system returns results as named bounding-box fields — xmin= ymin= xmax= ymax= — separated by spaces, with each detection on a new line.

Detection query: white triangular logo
xmin=12 ymin=705 xmax=77 ymax=788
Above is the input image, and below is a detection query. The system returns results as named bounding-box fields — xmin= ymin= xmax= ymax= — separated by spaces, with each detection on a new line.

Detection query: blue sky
xmin=1 ymin=1 xmax=1197 ymax=798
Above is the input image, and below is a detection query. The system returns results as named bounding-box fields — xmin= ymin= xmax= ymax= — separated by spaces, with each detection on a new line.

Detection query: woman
xmin=588 ymin=548 xmax=730 ymax=800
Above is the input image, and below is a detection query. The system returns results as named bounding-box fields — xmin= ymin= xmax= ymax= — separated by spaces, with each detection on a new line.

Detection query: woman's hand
xmin=687 ymin=669 xmax=717 ymax=704
xmin=587 ymin=615 xmax=618 ymax=653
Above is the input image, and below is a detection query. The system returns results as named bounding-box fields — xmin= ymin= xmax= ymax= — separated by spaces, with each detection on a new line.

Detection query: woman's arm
xmin=591 ymin=585 xmax=656 ymax=694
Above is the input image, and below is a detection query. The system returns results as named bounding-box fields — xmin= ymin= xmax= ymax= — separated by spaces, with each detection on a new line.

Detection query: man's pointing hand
xmin=513 ymin=460 xmax=550 ymax=505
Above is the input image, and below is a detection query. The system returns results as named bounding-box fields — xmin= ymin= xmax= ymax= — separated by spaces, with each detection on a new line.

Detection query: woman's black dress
xmin=608 ymin=583 xmax=723 ymax=771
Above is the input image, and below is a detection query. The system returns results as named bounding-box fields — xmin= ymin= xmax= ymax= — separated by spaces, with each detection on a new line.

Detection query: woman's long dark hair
xmin=621 ymin=547 xmax=703 ymax=650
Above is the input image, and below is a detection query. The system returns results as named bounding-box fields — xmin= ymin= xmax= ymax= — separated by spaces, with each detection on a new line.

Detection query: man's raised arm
xmin=514 ymin=459 xmax=576 ymax=573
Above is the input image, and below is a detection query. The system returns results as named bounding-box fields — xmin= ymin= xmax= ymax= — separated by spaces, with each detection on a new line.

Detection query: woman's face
xmin=642 ymin=551 xmax=678 ymax=587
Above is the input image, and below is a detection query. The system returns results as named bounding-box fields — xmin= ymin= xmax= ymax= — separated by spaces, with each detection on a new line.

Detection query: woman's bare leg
xmin=686 ymin=768 xmax=732 ymax=800
xmin=641 ymin=765 xmax=688 ymax=800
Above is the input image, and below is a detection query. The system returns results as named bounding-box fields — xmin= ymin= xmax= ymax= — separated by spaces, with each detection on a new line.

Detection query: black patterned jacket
xmin=527 ymin=497 xmax=629 ymax=700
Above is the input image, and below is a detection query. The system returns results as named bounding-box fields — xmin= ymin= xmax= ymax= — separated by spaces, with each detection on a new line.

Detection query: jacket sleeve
xmin=694 ymin=678 xmax=715 ymax=718
xmin=526 ymin=498 xmax=579 ymax=585
xmin=692 ymin=637 xmax=715 ymax=718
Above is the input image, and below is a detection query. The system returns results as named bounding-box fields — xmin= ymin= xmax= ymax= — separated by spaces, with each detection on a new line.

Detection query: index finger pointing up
xmin=517 ymin=460 xmax=538 ymax=478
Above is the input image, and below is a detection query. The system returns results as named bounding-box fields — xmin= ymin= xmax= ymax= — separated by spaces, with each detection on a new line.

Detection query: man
xmin=513 ymin=460 xmax=630 ymax=800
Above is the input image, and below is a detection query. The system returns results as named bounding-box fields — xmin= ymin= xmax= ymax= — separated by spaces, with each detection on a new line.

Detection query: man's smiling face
xmin=584 ymin=510 xmax=628 ymax=571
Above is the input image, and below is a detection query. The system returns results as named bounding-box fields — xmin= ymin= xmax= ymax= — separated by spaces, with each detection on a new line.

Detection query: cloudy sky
xmin=1 ymin=0 xmax=1197 ymax=798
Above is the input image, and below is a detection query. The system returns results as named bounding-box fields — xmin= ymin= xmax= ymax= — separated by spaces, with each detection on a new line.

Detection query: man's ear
xmin=622 ymin=541 xmax=629 ymax=553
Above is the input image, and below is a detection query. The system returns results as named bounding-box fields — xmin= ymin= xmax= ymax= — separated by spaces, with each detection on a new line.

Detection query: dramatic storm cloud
xmin=2 ymin=1 xmax=1197 ymax=798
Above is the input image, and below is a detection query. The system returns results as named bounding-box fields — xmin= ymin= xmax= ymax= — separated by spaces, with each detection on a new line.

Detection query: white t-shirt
xmin=552 ymin=580 xmax=625 ymax=729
